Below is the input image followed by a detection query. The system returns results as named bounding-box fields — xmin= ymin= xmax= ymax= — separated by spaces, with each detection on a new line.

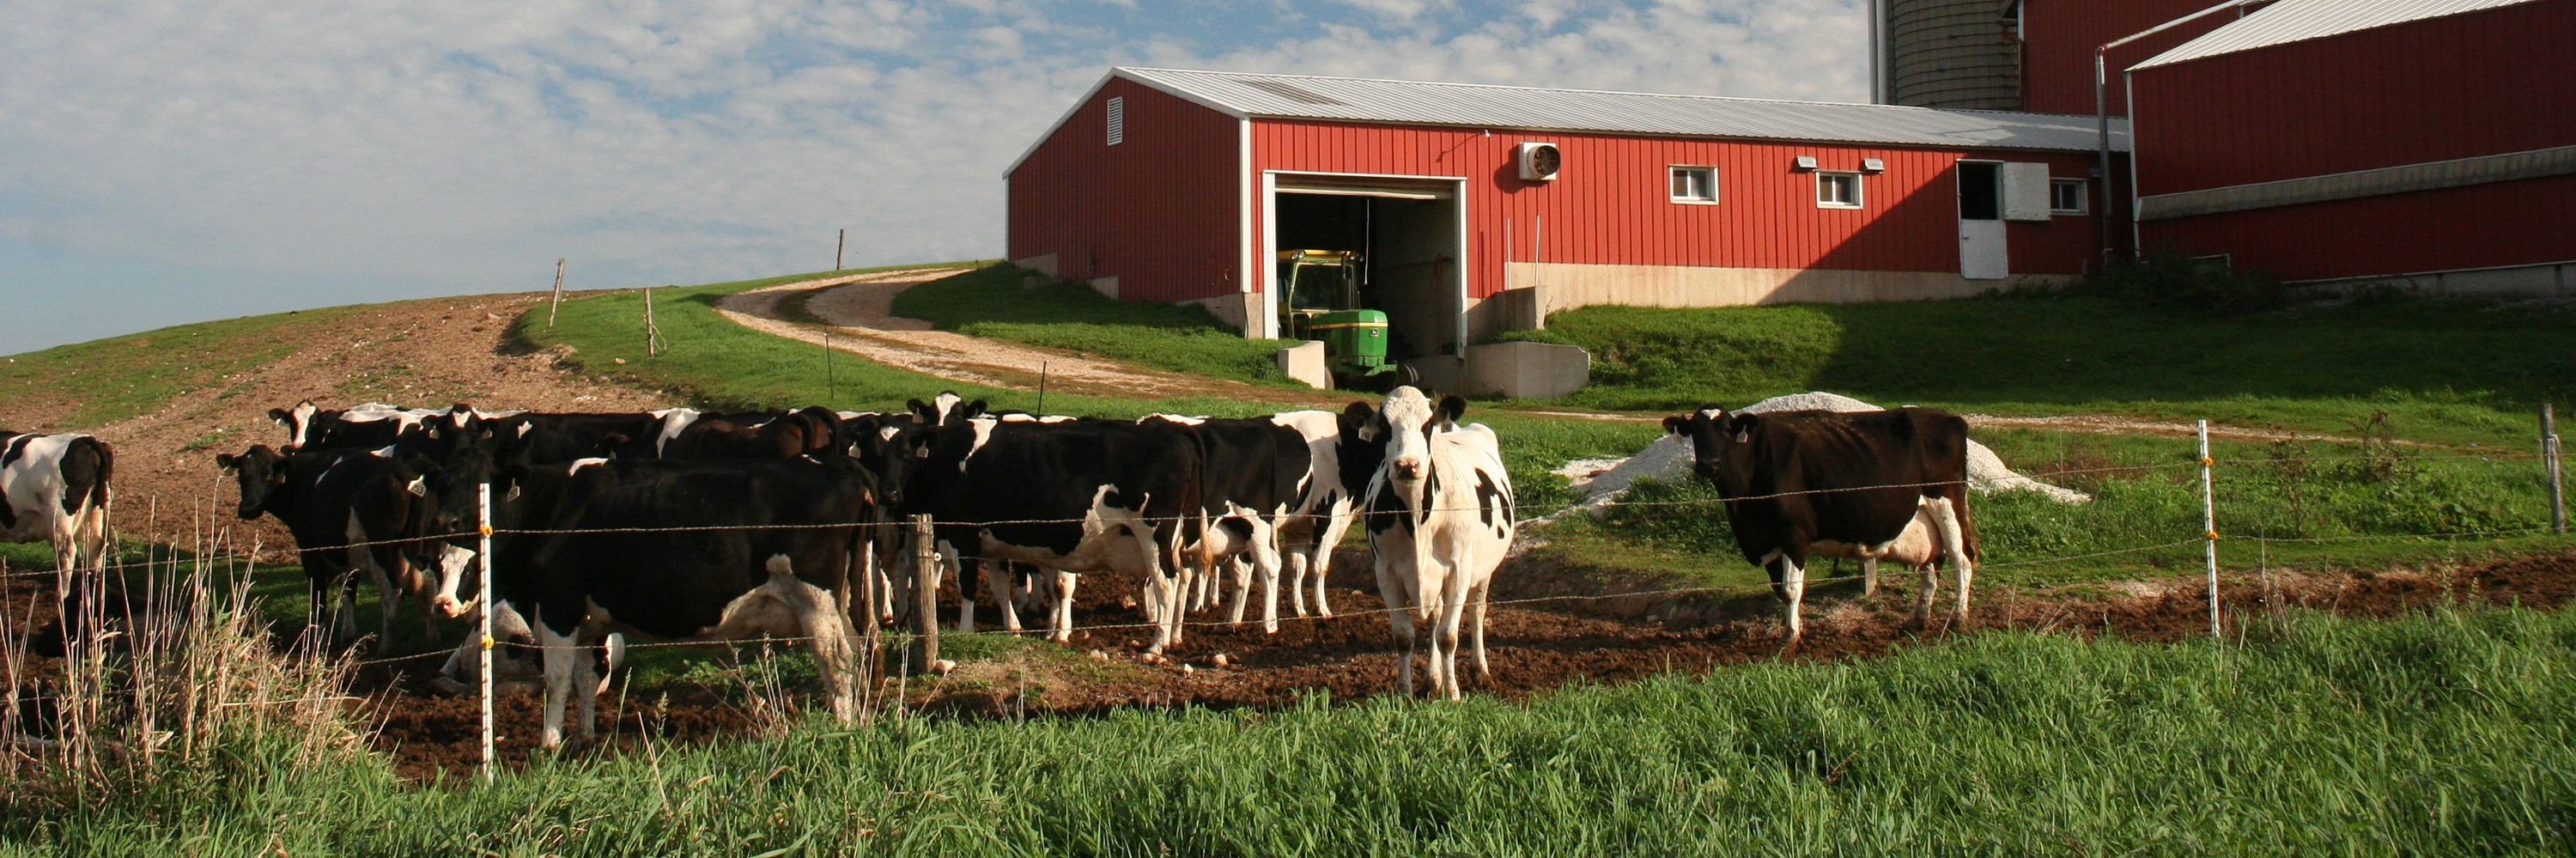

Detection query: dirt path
xmin=0 ymin=294 xmax=674 ymax=551
xmin=714 ymin=270 xmax=1344 ymax=406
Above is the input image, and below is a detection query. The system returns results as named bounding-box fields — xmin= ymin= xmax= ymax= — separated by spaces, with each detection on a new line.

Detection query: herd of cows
xmin=1 ymin=389 xmax=1981 ymax=751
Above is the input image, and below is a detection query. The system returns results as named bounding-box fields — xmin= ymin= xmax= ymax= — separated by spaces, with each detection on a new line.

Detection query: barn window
xmin=1817 ymin=172 xmax=1862 ymax=208
xmin=1106 ymin=96 xmax=1125 ymax=146
xmin=2050 ymin=178 xmax=2087 ymax=214
xmin=1669 ymin=166 xmax=1718 ymax=204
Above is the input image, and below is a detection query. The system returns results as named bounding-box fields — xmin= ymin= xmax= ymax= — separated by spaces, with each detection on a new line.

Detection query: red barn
xmin=2128 ymin=0 xmax=2576 ymax=288
xmin=1007 ymin=67 xmax=2126 ymax=368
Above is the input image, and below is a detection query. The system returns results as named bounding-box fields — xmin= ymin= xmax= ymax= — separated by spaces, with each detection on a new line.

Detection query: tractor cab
xmin=1276 ymin=249 xmax=1400 ymax=386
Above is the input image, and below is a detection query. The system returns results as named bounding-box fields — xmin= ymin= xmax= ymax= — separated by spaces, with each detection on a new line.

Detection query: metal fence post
xmin=910 ymin=514 xmax=939 ymax=674
xmin=2544 ymin=404 xmax=2565 ymax=535
xmin=478 ymin=482 xmax=495 ymax=782
xmin=2200 ymin=421 xmax=2220 ymax=639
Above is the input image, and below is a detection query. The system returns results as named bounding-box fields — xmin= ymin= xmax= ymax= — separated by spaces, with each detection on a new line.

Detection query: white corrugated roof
xmin=1119 ymin=67 xmax=2123 ymax=153
xmin=1004 ymin=67 xmax=2128 ymax=175
xmin=2134 ymin=0 xmax=2548 ymax=70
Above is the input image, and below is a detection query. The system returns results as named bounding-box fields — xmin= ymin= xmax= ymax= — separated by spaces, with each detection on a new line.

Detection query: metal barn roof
xmin=1111 ymin=67 xmax=2125 ymax=153
xmin=2134 ymin=0 xmax=2549 ymax=70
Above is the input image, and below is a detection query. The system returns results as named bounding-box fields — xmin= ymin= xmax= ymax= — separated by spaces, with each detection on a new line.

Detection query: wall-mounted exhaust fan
xmin=1517 ymin=142 xmax=1562 ymax=181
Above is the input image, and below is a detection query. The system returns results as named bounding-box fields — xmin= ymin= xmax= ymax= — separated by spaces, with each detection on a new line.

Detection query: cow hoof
xmin=1212 ymin=653 xmax=1230 ymax=668
xmin=1087 ymin=649 xmax=1110 ymax=661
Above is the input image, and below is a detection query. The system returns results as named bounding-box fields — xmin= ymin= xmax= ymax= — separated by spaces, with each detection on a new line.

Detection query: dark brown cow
xmin=1662 ymin=406 xmax=1979 ymax=643
xmin=661 ymin=407 xmax=844 ymax=460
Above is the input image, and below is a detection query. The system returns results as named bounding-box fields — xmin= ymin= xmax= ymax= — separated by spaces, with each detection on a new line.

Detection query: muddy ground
xmin=305 ymin=546 xmax=2576 ymax=781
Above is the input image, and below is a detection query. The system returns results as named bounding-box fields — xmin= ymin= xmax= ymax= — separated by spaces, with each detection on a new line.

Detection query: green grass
xmin=890 ymin=264 xmax=1301 ymax=387
xmin=18 ymin=607 xmax=2576 ymax=855
xmin=1501 ymin=295 xmax=2576 ymax=447
xmin=0 ymin=305 xmax=369 ymax=429
xmin=1539 ymin=426 xmax=2572 ymax=593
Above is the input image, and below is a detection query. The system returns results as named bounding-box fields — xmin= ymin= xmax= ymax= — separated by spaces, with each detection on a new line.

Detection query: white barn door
xmin=1957 ymin=161 xmax=2007 ymax=280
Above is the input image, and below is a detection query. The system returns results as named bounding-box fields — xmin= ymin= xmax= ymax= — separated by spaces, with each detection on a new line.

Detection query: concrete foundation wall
xmin=1182 ymin=293 xmax=1251 ymax=333
xmin=2299 ymin=260 xmax=2576 ymax=298
xmin=1012 ymin=253 xmax=1060 ymax=277
xmin=1502 ymin=261 xmax=2073 ymax=327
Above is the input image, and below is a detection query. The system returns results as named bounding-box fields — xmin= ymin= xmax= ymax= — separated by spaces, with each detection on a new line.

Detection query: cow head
xmin=1375 ymin=386 xmax=1467 ymax=503
xmin=268 ymin=401 xmax=319 ymax=452
xmin=837 ymin=413 xmax=927 ymax=508
xmin=1663 ymin=406 xmax=1760 ymax=495
xmin=1336 ymin=400 xmax=1390 ymax=496
xmin=907 ymin=392 xmax=985 ymax=427
xmin=213 ymin=445 xmax=290 ymax=520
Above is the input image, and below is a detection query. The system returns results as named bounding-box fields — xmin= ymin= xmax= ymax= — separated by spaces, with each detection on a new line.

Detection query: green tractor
xmin=1276 ymin=249 xmax=1406 ymax=387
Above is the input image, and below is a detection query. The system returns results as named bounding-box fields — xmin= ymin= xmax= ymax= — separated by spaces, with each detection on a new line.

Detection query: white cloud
xmin=0 ymin=0 xmax=1867 ymax=354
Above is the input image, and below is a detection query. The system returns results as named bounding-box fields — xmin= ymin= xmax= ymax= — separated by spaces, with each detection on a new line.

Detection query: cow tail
xmin=88 ymin=438 xmax=115 ymax=515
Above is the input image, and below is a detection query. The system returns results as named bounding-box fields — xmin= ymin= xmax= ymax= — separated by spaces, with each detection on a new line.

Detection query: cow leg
xmin=1766 ymin=552 xmax=1806 ymax=646
xmin=1311 ymin=512 xmax=1352 ymax=618
xmin=1056 ymin=571 xmax=1080 ymax=644
xmin=536 ymin=617 xmax=581 ymax=751
xmin=1285 ymin=551 xmax=1315 ymax=618
xmin=1467 ymin=577 xmax=1493 ymax=683
xmin=1435 ymin=559 xmax=1472 ymax=702
xmin=1927 ymin=496 xmax=1974 ymax=626
xmin=986 ymin=558 xmax=1024 ymax=633
xmin=1373 ymin=554 xmax=1417 ymax=697
xmin=955 ymin=557 xmax=977 ymax=635
xmin=1860 ymin=557 xmax=1879 ymax=598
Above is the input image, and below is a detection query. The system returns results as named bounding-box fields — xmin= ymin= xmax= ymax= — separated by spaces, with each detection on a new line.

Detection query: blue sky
xmin=0 ymin=0 xmax=1868 ymax=355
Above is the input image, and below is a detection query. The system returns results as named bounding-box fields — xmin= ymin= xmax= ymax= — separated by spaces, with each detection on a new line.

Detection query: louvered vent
xmin=1106 ymin=96 xmax=1125 ymax=146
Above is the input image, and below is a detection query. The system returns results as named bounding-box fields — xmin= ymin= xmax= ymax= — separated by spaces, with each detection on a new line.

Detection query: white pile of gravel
xmin=1542 ymin=392 xmax=2090 ymax=522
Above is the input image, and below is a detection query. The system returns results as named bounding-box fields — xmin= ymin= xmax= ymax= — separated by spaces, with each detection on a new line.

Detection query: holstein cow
xmin=1136 ymin=414 xmax=1309 ymax=630
xmin=1662 ymin=406 xmax=1979 ymax=643
xmin=1360 ymin=387 xmax=1516 ymax=701
xmin=0 ymin=431 xmax=115 ymax=577
xmin=216 ymin=444 xmax=448 ymax=648
xmin=1268 ymin=405 xmax=1388 ymax=623
xmin=270 ymin=401 xmax=485 ymax=454
xmin=901 ymin=409 xmax=1205 ymax=653
xmin=428 ymin=449 xmax=879 ymax=750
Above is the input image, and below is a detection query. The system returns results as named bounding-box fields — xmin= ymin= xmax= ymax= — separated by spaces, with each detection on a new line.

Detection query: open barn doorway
xmin=1262 ymin=174 xmax=1466 ymax=364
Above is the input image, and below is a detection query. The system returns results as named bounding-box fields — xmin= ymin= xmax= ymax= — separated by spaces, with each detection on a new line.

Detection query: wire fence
xmin=4 ymin=412 xmax=2567 ymax=781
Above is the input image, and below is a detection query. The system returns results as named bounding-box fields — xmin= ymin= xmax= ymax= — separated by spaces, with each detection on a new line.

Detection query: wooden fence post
xmin=546 ymin=258 xmax=566 ymax=329
xmin=2545 ymin=404 xmax=2566 ymax=535
xmin=910 ymin=514 xmax=939 ymax=674
xmin=835 ymin=228 xmax=846 ymax=271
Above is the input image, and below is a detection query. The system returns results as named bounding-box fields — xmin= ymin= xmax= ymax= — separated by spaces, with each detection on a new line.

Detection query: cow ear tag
xmin=406 ymin=476 xmax=428 ymax=497
xmin=1733 ymin=429 xmax=1749 ymax=443
xmin=505 ymin=485 xmax=522 ymax=502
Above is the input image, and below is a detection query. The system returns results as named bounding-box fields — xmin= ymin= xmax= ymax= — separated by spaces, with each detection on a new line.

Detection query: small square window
xmin=2050 ymin=178 xmax=2087 ymax=214
xmin=1670 ymin=166 xmax=1717 ymax=204
xmin=1817 ymin=172 xmax=1862 ymax=208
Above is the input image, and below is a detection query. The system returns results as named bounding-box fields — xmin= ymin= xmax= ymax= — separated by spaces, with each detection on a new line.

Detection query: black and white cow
xmin=1661 ymin=406 xmax=1980 ymax=643
xmin=216 ymin=444 xmax=448 ymax=648
xmin=900 ymin=410 xmax=1204 ymax=653
xmin=1359 ymin=387 xmax=1516 ymax=701
xmin=1266 ymin=405 xmax=1389 ymax=624
xmin=1136 ymin=415 xmax=1310 ymax=631
xmin=1 ymin=431 xmax=115 ymax=576
xmin=270 ymin=401 xmax=489 ymax=456
xmin=428 ymin=450 xmax=880 ymax=749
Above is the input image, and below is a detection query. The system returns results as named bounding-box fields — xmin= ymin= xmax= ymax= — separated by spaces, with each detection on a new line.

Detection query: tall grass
xmin=0 ymin=520 xmax=367 ymax=818
xmin=14 ymin=607 xmax=2574 ymax=855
